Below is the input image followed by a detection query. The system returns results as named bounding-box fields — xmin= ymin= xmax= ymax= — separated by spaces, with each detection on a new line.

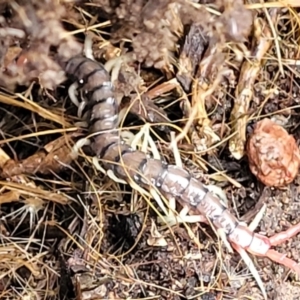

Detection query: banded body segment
xmin=65 ymin=56 xmax=118 ymax=133
xmin=65 ymin=56 xmax=264 ymax=254
xmin=91 ymin=128 xmax=256 ymax=250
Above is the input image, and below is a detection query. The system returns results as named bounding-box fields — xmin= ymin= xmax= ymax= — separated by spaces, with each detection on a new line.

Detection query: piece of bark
xmin=176 ymin=23 xmax=208 ymax=92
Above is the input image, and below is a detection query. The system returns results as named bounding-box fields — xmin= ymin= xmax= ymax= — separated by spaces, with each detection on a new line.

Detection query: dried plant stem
xmin=0 ymin=132 xmax=81 ymax=178
xmin=229 ymin=9 xmax=278 ymax=159
xmin=191 ymin=43 xmax=224 ymax=152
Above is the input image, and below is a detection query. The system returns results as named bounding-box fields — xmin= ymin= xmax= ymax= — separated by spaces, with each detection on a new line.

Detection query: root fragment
xmin=1 ymin=133 xmax=81 ymax=178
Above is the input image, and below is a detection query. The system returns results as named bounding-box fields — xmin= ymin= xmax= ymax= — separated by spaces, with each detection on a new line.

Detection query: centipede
xmin=64 ymin=55 xmax=300 ymax=280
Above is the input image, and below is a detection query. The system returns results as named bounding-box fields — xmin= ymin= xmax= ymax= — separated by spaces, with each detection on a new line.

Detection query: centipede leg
xmin=160 ymin=201 xmax=208 ymax=226
xmin=230 ymin=204 xmax=268 ymax=299
xmin=256 ymin=222 xmax=300 ymax=275
xmin=269 ymin=222 xmax=300 ymax=246
xmin=68 ymin=81 xmax=80 ymax=107
xmin=92 ymin=156 xmax=127 ymax=185
xmin=68 ymin=82 xmax=88 ymax=119
xmin=77 ymin=101 xmax=87 ymax=119
xmin=266 ymin=249 xmax=300 ymax=275
xmin=72 ymin=138 xmax=91 ymax=159
xmin=245 ymin=218 xmax=300 ymax=274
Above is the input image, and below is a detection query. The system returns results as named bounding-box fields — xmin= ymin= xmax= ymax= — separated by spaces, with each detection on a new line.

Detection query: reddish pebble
xmin=246 ymin=118 xmax=300 ymax=187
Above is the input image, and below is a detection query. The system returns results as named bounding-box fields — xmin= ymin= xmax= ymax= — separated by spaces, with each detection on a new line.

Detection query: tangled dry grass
xmin=0 ymin=0 xmax=300 ymax=299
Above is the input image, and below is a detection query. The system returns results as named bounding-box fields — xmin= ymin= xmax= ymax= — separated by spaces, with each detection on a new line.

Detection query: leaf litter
xmin=0 ymin=0 xmax=300 ymax=299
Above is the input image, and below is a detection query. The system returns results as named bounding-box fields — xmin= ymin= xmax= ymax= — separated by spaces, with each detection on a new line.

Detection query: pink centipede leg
xmin=263 ymin=223 xmax=300 ymax=275
xmin=269 ymin=222 xmax=300 ymax=246
xmin=266 ymin=249 xmax=300 ymax=275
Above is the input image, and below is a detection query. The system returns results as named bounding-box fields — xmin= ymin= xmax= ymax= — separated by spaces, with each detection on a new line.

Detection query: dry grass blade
xmin=0 ymin=180 xmax=69 ymax=204
xmin=0 ymin=93 xmax=72 ymax=127
xmin=0 ymin=241 xmax=55 ymax=299
xmin=246 ymin=1 xmax=300 ymax=9
xmin=146 ymin=78 xmax=183 ymax=100
xmin=0 ymin=190 xmax=20 ymax=204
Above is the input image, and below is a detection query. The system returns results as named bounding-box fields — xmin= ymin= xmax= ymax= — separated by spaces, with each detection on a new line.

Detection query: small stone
xmin=247 ymin=118 xmax=300 ymax=187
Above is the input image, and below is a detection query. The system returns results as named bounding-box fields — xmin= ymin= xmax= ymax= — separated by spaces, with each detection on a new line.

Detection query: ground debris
xmin=176 ymin=23 xmax=208 ymax=92
xmin=0 ymin=0 xmax=81 ymax=90
xmin=0 ymin=132 xmax=82 ymax=177
xmin=0 ymin=1 xmax=300 ymax=299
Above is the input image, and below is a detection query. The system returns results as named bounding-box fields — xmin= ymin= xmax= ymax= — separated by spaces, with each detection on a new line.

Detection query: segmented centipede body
xmin=65 ymin=55 xmax=300 ymax=275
